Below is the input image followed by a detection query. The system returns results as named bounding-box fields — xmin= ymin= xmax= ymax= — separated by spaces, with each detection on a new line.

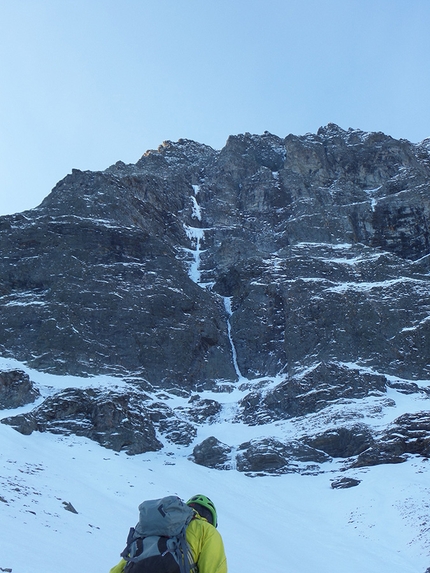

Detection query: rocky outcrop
xmin=190 ymin=436 xmax=232 ymax=469
xmin=235 ymin=437 xmax=330 ymax=475
xmin=190 ymin=411 xmax=430 ymax=474
xmin=238 ymin=362 xmax=387 ymax=424
xmin=1 ymin=388 xmax=165 ymax=454
xmin=331 ymin=477 xmax=361 ymax=489
xmin=352 ymin=411 xmax=430 ymax=467
xmin=303 ymin=424 xmax=375 ymax=458
xmin=0 ymin=369 xmax=40 ymax=409
xmin=180 ymin=396 xmax=223 ymax=424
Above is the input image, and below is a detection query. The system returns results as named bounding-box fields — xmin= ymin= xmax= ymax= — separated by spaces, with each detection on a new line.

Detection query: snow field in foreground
xmin=0 ymin=357 xmax=429 ymax=572
xmin=0 ymin=422 xmax=429 ymax=573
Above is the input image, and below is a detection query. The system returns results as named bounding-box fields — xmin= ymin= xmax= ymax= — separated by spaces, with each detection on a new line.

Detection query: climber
xmin=109 ymin=494 xmax=227 ymax=573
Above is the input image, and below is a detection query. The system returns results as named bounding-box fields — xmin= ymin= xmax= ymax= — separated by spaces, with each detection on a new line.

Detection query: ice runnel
xmin=184 ymin=188 xmax=247 ymax=383
xmin=184 ymin=225 xmax=205 ymax=284
xmin=223 ymin=296 xmax=247 ymax=383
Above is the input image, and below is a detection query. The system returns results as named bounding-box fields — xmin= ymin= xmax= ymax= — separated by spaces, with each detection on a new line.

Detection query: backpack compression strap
xmin=177 ymin=526 xmax=198 ymax=573
xmin=120 ymin=527 xmax=136 ymax=561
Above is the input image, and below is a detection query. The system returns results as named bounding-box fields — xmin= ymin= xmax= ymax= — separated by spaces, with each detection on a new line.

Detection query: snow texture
xmin=0 ymin=356 xmax=429 ymax=573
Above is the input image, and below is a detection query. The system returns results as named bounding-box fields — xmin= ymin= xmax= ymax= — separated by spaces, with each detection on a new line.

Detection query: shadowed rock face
xmin=235 ymin=437 xmax=330 ymax=475
xmin=0 ymin=386 xmax=201 ymax=454
xmin=0 ymin=125 xmax=429 ymax=386
xmin=190 ymin=436 xmax=232 ymax=470
xmin=238 ymin=362 xmax=387 ymax=424
xmin=0 ymin=369 xmax=40 ymax=409
xmin=0 ymin=387 xmax=163 ymax=454
xmin=1 ymin=125 xmax=430 ymax=470
xmin=352 ymin=411 xmax=430 ymax=467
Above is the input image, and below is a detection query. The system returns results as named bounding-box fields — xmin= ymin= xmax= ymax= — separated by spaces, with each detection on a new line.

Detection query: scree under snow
xmin=0 ymin=358 xmax=429 ymax=573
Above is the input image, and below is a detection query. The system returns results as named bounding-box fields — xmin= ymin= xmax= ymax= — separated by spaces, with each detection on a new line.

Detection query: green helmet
xmin=186 ymin=494 xmax=218 ymax=527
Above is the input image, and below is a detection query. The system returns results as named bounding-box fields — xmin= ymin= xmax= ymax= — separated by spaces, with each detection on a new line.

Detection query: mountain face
xmin=1 ymin=124 xmax=430 ymax=474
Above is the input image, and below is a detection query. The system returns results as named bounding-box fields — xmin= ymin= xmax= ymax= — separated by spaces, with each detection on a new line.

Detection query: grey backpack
xmin=120 ymin=496 xmax=197 ymax=573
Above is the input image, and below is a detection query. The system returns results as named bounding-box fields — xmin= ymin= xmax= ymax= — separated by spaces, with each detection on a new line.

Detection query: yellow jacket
xmin=109 ymin=513 xmax=227 ymax=573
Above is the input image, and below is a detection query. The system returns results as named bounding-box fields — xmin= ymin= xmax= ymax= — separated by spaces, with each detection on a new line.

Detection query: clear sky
xmin=1 ymin=0 xmax=429 ymax=215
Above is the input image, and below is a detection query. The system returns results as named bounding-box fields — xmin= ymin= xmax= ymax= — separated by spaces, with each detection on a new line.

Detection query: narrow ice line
xmin=183 ymin=183 xmax=206 ymax=284
xmin=184 ymin=225 xmax=206 ymax=284
xmin=223 ymin=297 xmax=288 ymax=389
xmin=228 ymin=445 xmax=238 ymax=470
xmin=184 ymin=225 xmax=205 ymax=245
xmin=223 ymin=297 xmax=247 ymax=383
xmin=191 ymin=196 xmax=202 ymax=220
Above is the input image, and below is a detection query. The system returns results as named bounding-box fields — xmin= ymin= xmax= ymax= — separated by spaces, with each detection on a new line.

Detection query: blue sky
xmin=1 ymin=0 xmax=429 ymax=215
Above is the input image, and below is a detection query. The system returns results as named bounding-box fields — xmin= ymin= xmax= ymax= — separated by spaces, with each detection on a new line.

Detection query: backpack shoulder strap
xmin=120 ymin=527 xmax=137 ymax=561
xmin=174 ymin=525 xmax=197 ymax=573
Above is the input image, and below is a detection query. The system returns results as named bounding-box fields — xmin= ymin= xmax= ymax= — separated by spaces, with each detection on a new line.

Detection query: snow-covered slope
xmin=1 ymin=358 xmax=429 ymax=573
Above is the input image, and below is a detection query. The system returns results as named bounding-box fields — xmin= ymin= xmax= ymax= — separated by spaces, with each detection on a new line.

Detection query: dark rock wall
xmin=0 ymin=125 xmax=429 ymax=387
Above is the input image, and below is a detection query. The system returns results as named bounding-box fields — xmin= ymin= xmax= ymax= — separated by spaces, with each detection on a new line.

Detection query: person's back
xmin=109 ymin=494 xmax=227 ymax=573
xmin=184 ymin=511 xmax=227 ymax=573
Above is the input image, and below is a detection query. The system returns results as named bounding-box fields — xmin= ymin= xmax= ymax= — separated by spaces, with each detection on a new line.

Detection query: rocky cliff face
xmin=1 ymin=124 xmax=430 ymax=474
